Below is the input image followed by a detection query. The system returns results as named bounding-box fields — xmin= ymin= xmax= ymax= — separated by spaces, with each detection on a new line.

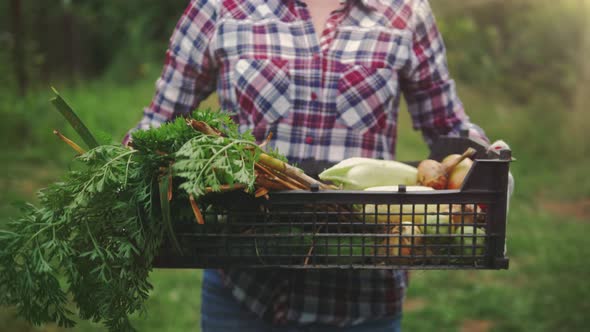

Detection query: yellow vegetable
xmin=360 ymin=185 xmax=435 ymax=224
xmin=377 ymin=222 xmax=423 ymax=257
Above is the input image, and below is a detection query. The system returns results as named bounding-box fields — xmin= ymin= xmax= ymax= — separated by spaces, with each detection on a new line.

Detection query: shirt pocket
xmin=233 ymin=58 xmax=292 ymax=127
xmin=335 ymin=64 xmax=395 ymax=135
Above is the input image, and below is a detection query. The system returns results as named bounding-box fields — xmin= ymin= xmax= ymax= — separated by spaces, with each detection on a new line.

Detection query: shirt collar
xmin=287 ymin=0 xmax=378 ymax=10
xmin=344 ymin=0 xmax=379 ymax=11
xmin=361 ymin=0 xmax=380 ymax=10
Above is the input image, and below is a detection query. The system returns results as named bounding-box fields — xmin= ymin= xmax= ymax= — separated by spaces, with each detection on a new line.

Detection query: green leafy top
xmin=0 ymin=109 xmax=274 ymax=331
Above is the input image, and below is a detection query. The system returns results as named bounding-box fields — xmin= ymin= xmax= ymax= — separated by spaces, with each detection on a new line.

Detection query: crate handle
xmin=310 ymin=183 xmax=320 ymax=192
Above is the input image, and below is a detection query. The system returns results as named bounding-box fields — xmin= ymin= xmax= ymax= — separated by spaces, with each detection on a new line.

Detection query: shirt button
xmin=310 ymin=92 xmax=318 ymax=100
xmin=305 ymin=136 xmax=314 ymax=144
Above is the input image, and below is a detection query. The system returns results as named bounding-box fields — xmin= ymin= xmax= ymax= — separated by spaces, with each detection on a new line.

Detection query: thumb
xmin=487 ymin=139 xmax=511 ymax=153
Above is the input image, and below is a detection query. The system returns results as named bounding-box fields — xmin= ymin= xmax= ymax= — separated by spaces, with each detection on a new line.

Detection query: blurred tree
xmin=1 ymin=0 xmax=189 ymax=91
xmin=36 ymin=1 xmax=51 ymax=82
xmin=436 ymin=0 xmax=584 ymax=104
xmin=10 ymin=0 xmax=27 ymax=96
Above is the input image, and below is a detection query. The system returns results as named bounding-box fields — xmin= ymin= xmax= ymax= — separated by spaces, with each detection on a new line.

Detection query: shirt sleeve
xmin=400 ymin=0 xmax=488 ymax=147
xmin=123 ymin=0 xmax=219 ymax=145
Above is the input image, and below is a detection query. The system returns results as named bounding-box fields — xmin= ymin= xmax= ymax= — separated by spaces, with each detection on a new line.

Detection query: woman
xmin=126 ymin=0 xmax=498 ymax=330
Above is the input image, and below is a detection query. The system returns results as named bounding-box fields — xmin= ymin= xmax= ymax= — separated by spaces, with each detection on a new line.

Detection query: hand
xmin=487 ymin=140 xmax=514 ymax=255
xmin=487 ymin=140 xmax=514 ymax=203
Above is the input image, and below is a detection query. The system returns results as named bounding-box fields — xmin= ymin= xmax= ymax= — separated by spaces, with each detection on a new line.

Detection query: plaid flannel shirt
xmin=127 ymin=0 xmax=488 ymax=326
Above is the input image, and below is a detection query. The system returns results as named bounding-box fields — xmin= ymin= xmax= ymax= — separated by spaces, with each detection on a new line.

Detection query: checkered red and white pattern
xmin=126 ymin=0 xmax=489 ymax=326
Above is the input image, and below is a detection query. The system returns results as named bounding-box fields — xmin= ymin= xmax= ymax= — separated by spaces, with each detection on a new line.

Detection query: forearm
xmin=404 ymin=78 xmax=488 ymax=146
xmin=123 ymin=0 xmax=218 ymax=145
xmin=123 ymin=53 xmax=216 ymax=145
xmin=401 ymin=0 xmax=488 ymax=146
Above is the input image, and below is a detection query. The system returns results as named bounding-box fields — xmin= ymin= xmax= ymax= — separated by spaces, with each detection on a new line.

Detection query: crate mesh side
xmin=155 ymin=197 xmax=495 ymax=269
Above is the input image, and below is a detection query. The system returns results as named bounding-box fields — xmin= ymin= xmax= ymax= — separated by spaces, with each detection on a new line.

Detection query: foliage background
xmin=0 ymin=0 xmax=589 ymax=331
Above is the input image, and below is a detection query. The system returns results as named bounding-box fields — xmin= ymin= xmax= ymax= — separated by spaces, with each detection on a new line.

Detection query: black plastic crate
xmin=153 ymin=134 xmax=512 ymax=270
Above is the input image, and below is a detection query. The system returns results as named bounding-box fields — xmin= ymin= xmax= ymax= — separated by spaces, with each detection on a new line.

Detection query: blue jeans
xmin=201 ymin=269 xmax=402 ymax=332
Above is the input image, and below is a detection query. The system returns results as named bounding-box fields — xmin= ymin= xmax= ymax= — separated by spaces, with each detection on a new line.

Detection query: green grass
xmin=69 ymin=270 xmax=203 ymax=332
xmin=1 ymin=67 xmax=589 ymax=332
